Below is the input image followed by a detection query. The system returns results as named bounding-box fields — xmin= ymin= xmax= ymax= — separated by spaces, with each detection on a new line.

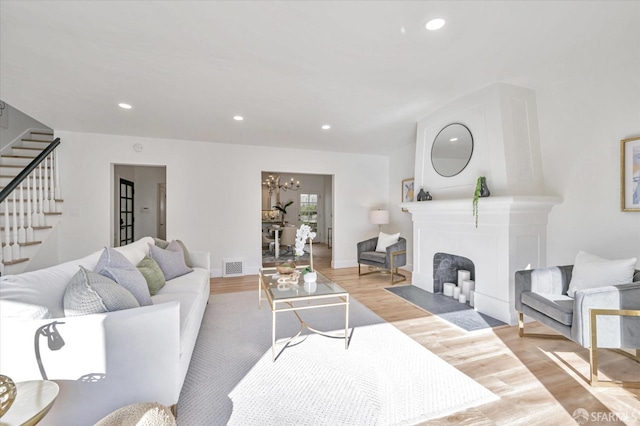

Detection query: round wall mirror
xmin=431 ymin=123 xmax=473 ymax=177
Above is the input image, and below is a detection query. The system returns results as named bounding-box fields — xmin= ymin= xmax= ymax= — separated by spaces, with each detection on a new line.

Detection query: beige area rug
xmin=178 ymin=291 xmax=498 ymax=425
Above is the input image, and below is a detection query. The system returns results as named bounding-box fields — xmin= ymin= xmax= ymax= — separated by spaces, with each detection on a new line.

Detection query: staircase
xmin=0 ymin=130 xmax=63 ymax=275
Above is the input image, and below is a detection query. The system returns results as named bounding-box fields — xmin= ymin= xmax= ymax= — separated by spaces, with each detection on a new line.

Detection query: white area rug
xmin=178 ymin=291 xmax=498 ymax=425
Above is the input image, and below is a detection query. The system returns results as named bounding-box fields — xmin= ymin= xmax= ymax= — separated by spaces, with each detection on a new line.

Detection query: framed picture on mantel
xmin=621 ymin=136 xmax=640 ymax=212
xmin=401 ymin=178 xmax=414 ymax=211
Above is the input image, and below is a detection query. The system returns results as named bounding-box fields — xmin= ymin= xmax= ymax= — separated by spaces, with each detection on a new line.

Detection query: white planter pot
xmin=303 ymin=271 xmax=317 ymax=283
xmin=304 ymin=281 xmax=317 ymax=293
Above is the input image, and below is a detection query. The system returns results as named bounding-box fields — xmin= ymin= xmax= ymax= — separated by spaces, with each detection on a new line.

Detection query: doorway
xmin=261 ymin=172 xmax=333 ymax=265
xmin=113 ymin=164 xmax=167 ymax=247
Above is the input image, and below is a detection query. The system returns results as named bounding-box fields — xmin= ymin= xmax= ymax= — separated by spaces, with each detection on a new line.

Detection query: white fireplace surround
xmin=401 ymin=196 xmax=561 ymax=325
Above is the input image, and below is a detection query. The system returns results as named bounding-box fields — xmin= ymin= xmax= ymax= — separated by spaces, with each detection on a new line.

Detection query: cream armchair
xmin=515 ymin=265 xmax=640 ymax=388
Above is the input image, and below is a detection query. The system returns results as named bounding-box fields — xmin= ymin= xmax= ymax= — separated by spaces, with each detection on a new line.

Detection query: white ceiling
xmin=1 ymin=1 xmax=638 ymax=155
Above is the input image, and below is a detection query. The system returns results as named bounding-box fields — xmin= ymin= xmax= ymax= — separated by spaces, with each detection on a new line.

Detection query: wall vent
xmin=222 ymin=258 xmax=245 ymax=277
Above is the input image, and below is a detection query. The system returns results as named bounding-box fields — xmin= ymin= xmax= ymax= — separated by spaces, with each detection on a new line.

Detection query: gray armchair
xmin=515 ymin=265 xmax=640 ymax=387
xmin=357 ymin=237 xmax=407 ymax=285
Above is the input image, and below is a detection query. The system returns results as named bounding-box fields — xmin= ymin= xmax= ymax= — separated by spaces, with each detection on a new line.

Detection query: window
xmin=299 ymin=193 xmax=318 ymax=233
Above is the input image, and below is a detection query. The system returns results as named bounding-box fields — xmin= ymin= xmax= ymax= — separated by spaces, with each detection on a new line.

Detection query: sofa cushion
xmin=375 ymin=232 xmax=400 ymax=253
xmin=521 ymin=291 xmax=574 ymax=326
xmin=149 ymin=242 xmax=193 ymax=280
xmin=155 ymin=239 xmax=193 ymax=268
xmin=567 ymin=251 xmax=637 ymax=297
xmin=360 ymin=251 xmax=386 ymax=264
xmin=137 ymin=256 xmax=167 ymax=296
xmin=64 ymin=267 xmax=140 ymax=317
xmin=95 ymin=247 xmax=152 ymax=306
xmin=158 ymin=268 xmax=210 ymax=295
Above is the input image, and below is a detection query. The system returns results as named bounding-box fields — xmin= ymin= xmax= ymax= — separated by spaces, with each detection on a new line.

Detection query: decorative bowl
xmin=0 ymin=375 xmax=17 ymax=417
xmin=276 ymin=263 xmax=296 ymax=274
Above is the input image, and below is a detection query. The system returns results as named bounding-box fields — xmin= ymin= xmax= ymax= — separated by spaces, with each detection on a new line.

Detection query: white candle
xmin=457 ymin=270 xmax=471 ymax=287
xmin=453 ymin=286 xmax=461 ymax=299
xmin=443 ymin=282 xmax=455 ymax=297
xmin=462 ymin=279 xmax=475 ymax=299
xmin=470 ymin=290 xmax=475 ymax=307
xmin=459 ymin=294 xmax=467 ymax=303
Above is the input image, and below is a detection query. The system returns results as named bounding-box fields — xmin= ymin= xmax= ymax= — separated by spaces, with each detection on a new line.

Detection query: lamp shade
xmin=369 ymin=209 xmax=389 ymax=225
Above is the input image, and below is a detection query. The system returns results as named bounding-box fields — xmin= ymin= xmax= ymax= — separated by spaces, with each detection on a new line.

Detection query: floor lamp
xmin=369 ymin=209 xmax=389 ymax=233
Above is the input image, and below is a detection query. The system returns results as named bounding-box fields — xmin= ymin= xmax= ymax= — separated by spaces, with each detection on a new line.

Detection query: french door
xmin=299 ymin=193 xmax=318 ymax=233
xmin=119 ymin=178 xmax=134 ymax=245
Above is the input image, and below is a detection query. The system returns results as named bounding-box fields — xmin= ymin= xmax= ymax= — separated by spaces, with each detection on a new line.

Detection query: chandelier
xmin=263 ymin=174 xmax=300 ymax=195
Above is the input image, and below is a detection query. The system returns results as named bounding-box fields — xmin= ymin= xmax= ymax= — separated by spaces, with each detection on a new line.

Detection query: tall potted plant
xmin=273 ymin=200 xmax=293 ymax=226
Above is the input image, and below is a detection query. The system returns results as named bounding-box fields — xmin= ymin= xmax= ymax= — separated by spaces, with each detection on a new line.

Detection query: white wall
xmin=538 ymin=62 xmax=640 ymax=265
xmin=54 ymin=131 xmax=388 ymax=276
xmin=388 ymin=142 xmax=416 ymax=270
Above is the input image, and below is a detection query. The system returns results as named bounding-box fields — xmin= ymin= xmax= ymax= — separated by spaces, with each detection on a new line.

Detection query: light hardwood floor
xmin=212 ymin=244 xmax=640 ymax=425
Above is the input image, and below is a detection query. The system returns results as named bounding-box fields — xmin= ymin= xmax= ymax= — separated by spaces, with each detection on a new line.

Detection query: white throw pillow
xmin=114 ymin=236 xmax=155 ymax=266
xmin=567 ymin=251 xmax=637 ymax=297
xmin=375 ymin=232 xmax=400 ymax=253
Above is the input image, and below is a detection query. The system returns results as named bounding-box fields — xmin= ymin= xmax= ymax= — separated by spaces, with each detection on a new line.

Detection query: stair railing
xmin=0 ymin=138 xmax=61 ymax=270
xmin=0 ymin=138 xmax=60 ymax=203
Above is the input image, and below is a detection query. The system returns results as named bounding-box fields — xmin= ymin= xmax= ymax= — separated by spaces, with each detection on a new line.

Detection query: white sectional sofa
xmin=0 ymin=237 xmax=210 ymax=425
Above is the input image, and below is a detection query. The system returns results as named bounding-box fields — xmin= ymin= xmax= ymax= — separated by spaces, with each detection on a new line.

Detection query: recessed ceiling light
xmin=321 ymin=124 xmax=331 ymax=130
xmin=425 ymin=18 xmax=445 ymax=31
xmin=450 ymin=137 xmax=458 ymax=142
xmin=233 ymin=115 xmax=244 ymax=121
xmin=118 ymin=103 xmax=132 ymax=109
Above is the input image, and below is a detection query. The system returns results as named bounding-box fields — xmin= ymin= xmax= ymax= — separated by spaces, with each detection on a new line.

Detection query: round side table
xmin=0 ymin=380 xmax=59 ymax=426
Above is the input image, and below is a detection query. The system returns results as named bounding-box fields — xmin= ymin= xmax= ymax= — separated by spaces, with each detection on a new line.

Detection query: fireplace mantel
xmin=401 ymin=196 xmax=561 ymax=325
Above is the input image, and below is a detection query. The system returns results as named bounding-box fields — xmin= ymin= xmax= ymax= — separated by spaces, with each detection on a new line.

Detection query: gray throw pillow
xmin=154 ymin=238 xmax=193 ymax=267
xmin=64 ymin=267 xmax=139 ymax=317
xmin=137 ymin=256 xmax=167 ymax=295
xmin=95 ymin=247 xmax=152 ymax=306
xmin=100 ymin=267 xmax=153 ymax=306
xmin=95 ymin=246 xmax=135 ymax=271
xmin=149 ymin=242 xmax=193 ymax=280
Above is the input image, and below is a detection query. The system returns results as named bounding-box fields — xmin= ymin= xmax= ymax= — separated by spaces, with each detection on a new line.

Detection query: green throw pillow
xmin=154 ymin=238 xmax=193 ymax=268
xmin=137 ymin=256 xmax=166 ymax=295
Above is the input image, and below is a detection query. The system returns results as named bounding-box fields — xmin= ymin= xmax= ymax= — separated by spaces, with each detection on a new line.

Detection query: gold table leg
xmin=589 ymin=308 xmax=640 ymax=388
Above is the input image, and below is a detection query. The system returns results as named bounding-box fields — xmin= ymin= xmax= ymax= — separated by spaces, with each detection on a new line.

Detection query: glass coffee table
xmin=258 ymin=266 xmax=350 ymax=361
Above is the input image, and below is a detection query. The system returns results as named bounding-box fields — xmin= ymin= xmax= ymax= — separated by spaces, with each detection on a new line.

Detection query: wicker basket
xmin=276 ymin=263 xmax=296 ymax=274
xmin=0 ymin=375 xmax=17 ymax=417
